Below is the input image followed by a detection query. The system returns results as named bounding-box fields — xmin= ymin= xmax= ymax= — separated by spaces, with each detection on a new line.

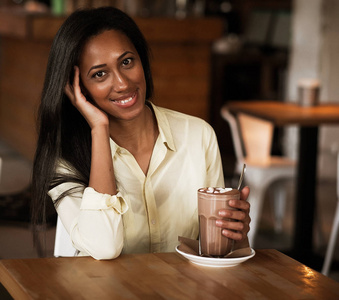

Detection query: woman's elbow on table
xmin=87 ymin=240 xmax=124 ymax=260
xmin=73 ymin=226 xmax=124 ymax=260
xmin=91 ymin=249 xmax=122 ymax=261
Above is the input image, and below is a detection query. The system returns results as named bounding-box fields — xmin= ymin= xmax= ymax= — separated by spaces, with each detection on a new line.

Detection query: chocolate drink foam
xmin=198 ymin=187 xmax=240 ymax=257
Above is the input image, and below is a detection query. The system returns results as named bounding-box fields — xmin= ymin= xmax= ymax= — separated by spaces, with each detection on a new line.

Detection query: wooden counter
xmin=0 ymin=8 xmax=223 ymax=160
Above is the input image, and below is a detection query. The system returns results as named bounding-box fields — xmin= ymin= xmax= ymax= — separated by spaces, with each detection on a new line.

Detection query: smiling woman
xmin=76 ymin=30 xmax=147 ymax=122
xmin=31 ymin=7 xmax=251 ymax=260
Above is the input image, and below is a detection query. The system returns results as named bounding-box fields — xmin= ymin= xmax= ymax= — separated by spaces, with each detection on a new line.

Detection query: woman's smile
xmin=110 ymin=90 xmax=138 ymax=107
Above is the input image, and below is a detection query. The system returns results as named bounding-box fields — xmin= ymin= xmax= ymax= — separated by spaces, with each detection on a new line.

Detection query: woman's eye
xmin=122 ymin=58 xmax=133 ymax=66
xmin=93 ymin=71 xmax=106 ymax=78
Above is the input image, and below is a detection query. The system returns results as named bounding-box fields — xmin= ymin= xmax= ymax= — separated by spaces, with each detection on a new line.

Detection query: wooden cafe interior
xmin=1 ymin=0 xmax=339 ymax=298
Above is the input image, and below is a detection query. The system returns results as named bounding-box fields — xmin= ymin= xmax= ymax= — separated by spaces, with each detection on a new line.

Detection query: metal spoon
xmin=237 ymin=164 xmax=246 ymax=190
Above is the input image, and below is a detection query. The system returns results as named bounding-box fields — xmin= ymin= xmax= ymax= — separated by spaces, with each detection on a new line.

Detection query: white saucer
xmin=175 ymin=246 xmax=255 ymax=268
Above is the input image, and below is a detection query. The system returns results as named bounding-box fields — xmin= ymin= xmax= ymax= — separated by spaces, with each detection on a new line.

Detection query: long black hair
xmin=31 ymin=7 xmax=153 ymax=231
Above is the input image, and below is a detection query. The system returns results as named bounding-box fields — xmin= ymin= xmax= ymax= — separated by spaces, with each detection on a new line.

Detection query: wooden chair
xmin=221 ymin=107 xmax=296 ymax=246
xmin=54 ymin=216 xmax=78 ymax=257
xmin=321 ymin=151 xmax=339 ymax=276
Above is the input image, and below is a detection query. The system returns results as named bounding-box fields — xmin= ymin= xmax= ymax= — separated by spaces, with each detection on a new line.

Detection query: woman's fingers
xmin=64 ymin=66 xmax=85 ymax=105
xmin=70 ymin=66 xmax=88 ymax=106
xmin=216 ymin=218 xmax=250 ymax=241
xmin=216 ymin=212 xmax=250 ymax=232
xmin=227 ymin=186 xmax=250 ymax=211
xmin=226 ymin=199 xmax=250 ymax=212
xmin=216 ymin=219 xmax=245 ymax=231
xmin=64 ymin=82 xmax=75 ymax=102
xmin=73 ymin=65 xmax=80 ymax=87
xmin=218 ymin=208 xmax=247 ymax=221
xmin=240 ymin=186 xmax=250 ymax=202
xmin=215 ymin=186 xmax=251 ymax=241
xmin=221 ymin=229 xmax=246 ymax=241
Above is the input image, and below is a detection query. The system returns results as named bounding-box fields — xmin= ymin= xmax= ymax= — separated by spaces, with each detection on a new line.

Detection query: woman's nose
xmin=112 ymin=71 xmax=128 ymax=92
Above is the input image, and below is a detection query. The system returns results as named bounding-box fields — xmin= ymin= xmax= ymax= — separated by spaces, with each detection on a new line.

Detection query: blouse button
xmin=151 ymin=219 xmax=156 ymax=225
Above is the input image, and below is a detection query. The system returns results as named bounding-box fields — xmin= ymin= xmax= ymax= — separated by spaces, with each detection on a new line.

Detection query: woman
xmin=32 ymin=7 xmax=250 ymax=260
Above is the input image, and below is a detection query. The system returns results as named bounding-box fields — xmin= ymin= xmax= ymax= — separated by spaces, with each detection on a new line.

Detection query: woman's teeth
xmin=112 ymin=96 xmax=133 ymax=104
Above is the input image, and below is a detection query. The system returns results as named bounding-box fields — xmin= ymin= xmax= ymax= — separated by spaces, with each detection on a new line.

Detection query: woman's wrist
xmin=91 ymin=124 xmax=110 ymax=137
xmin=89 ymin=123 xmax=116 ymax=194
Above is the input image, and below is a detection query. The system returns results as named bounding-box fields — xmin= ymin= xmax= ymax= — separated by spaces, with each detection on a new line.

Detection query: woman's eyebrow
xmin=87 ymin=64 xmax=106 ymax=76
xmin=118 ymin=51 xmax=134 ymax=61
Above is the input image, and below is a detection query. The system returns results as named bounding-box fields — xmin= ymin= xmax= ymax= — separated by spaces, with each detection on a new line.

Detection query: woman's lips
xmin=110 ymin=91 xmax=137 ymax=104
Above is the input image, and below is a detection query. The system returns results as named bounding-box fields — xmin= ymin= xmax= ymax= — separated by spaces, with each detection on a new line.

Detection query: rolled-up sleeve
xmin=81 ymin=187 xmax=128 ymax=214
xmin=49 ymin=184 xmax=128 ymax=260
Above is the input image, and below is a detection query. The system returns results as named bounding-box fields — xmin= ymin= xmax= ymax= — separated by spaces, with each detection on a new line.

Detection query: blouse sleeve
xmin=49 ymin=182 xmax=128 ymax=260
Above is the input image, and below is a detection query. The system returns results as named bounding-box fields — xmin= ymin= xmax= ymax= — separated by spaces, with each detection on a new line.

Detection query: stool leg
xmin=321 ymin=200 xmax=339 ymax=276
xmin=271 ymin=181 xmax=287 ymax=234
xmin=248 ymin=188 xmax=266 ymax=247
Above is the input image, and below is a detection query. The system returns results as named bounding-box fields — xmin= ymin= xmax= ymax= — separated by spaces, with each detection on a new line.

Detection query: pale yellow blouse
xmin=48 ymin=103 xmax=224 ymax=260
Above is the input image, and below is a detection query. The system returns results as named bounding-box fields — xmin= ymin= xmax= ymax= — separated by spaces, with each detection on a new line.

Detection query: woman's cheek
xmin=89 ymin=82 xmax=112 ymax=100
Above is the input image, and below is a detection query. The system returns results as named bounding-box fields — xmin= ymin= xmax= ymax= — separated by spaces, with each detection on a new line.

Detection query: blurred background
xmin=0 ymin=0 xmax=338 ymax=282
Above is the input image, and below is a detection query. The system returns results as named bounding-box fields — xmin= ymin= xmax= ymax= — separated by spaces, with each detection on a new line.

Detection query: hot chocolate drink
xmin=198 ymin=187 xmax=240 ymax=257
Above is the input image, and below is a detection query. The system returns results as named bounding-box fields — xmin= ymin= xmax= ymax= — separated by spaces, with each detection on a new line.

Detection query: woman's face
xmin=78 ymin=30 xmax=147 ymax=121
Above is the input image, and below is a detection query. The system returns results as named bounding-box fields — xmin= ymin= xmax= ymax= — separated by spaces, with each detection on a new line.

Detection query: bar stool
xmin=322 ymin=151 xmax=339 ymax=276
xmin=221 ymin=107 xmax=296 ymax=246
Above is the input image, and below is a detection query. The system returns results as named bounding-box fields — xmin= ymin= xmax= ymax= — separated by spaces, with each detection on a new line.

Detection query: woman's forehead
xmin=81 ymin=30 xmax=135 ymax=58
xmin=78 ymin=30 xmax=138 ymax=72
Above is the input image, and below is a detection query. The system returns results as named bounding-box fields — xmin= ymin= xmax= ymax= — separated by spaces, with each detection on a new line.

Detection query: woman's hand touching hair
xmin=64 ymin=66 xmax=109 ymax=130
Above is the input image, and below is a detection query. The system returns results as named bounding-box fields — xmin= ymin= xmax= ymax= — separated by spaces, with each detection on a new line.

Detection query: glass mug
xmin=198 ymin=187 xmax=240 ymax=257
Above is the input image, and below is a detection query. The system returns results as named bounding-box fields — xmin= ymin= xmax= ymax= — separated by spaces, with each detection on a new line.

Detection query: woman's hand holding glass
xmin=216 ymin=186 xmax=251 ymax=241
xmin=64 ymin=66 xmax=109 ymax=130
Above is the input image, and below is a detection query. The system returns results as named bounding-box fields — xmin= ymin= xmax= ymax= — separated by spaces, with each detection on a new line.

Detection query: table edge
xmin=0 ymin=261 xmax=31 ymax=299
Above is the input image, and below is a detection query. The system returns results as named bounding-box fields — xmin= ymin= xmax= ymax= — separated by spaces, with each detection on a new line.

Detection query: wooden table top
xmin=1 ymin=249 xmax=338 ymax=299
xmin=226 ymin=100 xmax=339 ymax=126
